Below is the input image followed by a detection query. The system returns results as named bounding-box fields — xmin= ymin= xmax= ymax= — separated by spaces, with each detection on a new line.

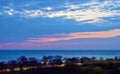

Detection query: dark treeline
xmin=0 ymin=56 xmax=120 ymax=74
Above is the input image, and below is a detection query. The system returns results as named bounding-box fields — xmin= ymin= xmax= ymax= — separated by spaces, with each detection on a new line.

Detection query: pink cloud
xmin=0 ymin=42 xmax=50 ymax=49
xmin=0 ymin=29 xmax=120 ymax=49
xmin=27 ymin=29 xmax=120 ymax=43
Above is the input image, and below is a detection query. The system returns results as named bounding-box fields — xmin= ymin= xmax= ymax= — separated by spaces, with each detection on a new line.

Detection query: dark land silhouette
xmin=0 ymin=56 xmax=120 ymax=74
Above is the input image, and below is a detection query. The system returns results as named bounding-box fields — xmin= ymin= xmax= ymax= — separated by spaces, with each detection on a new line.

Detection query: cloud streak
xmin=0 ymin=29 xmax=120 ymax=49
xmin=27 ymin=29 xmax=120 ymax=43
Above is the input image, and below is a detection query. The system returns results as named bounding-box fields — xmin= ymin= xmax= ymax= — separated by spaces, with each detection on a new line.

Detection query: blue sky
xmin=0 ymin=0 xmax=120 ymax=50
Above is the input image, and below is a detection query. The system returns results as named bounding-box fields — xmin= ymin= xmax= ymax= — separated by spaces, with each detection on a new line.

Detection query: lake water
xmin=0 ymin=50 xmax=120 ymax=62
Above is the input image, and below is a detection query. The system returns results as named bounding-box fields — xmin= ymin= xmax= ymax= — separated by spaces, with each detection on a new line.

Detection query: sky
xmin=0 ymin=0 xmax=120 ymax=50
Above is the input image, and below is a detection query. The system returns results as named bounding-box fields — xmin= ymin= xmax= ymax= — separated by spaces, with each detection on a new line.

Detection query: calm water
xmin=0 ymin=50 xmax=120 ymax=62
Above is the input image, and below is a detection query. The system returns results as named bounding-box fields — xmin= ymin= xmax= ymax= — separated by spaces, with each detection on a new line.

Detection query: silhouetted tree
xmin=0 ymin=62 xmax=5 ymax=70
xmin=91 ymin=57 xmax=96 ymax=61
xmin=53 ymin=56 xmax=63 ymax=65
xmin=29 ymin=57 xmax=38 ymax=66
xmin=7 ymin=60 xmax=17 ymax=74
xmin=80 ymin=57 xmax=90 ymax=63
xmin=17 ymin=56 xmax=28 ymax=73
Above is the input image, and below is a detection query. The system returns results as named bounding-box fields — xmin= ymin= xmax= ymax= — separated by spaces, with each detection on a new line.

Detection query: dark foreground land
xmin=0 ymin=56 xmax=120 ymax=74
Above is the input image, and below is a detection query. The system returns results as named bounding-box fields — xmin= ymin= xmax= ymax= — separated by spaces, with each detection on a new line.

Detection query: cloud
xmin=23 ymin=10 xmax=44 ymax=17
xmin=43 ymin=7 xmax=53 ymax=11
xmin=0 ymin=12 xmax=2 ymax=15
xmin=27 ymin=29 xmax=120 ymax=43
xmin=4 ymin=8 xmax=19 ymax=16
xmin=0 ymin=29 xmax=120 ymax=49
xmin=0 ymin=42 xmax=50 ymax=49
xmin=45 ymin=0 xmax=120 ymax=23
xmin=1 ymin=0 xmax=120 ymax=23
